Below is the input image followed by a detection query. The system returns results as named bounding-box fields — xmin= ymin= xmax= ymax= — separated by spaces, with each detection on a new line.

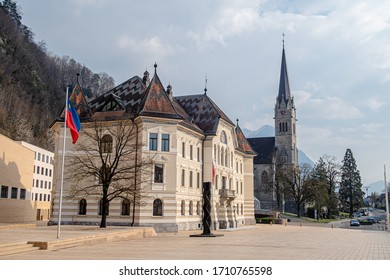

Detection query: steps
xmin=0 ymin=242 xmax=41 ymax=257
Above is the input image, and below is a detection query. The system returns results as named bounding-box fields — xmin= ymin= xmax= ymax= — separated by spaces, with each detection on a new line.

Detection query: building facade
xmin=0 ymin=134 xmax=35 ymax=223
xmin=248 ymin=45 xmax=298 ymax=213
xmin=17 ymin=141 xmax=54 ymax=220
xmin=50 ymin=65 xmax=256 ymax=232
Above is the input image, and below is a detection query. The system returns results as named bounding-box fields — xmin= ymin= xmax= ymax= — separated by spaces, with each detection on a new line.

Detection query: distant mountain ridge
xmin=364 ymin=180 xmax=388 ymax=195
xmin=243 ymin=125 xmax=315 ymax=167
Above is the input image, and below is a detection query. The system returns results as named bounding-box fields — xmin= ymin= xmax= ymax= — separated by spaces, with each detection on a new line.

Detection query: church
xmin=247 ymin=44 xmax=299 ymax=213
xmin=50 ymin=64 xmax=256 ymax=232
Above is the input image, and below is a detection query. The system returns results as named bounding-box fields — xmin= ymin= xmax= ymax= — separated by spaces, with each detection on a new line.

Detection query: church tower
xmin=274 ymin=41 xmax=298 ymax=166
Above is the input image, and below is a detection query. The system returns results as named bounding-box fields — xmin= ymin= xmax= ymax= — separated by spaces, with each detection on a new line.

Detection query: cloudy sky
xmin=17 ymin=0 xmax=390 ymax=185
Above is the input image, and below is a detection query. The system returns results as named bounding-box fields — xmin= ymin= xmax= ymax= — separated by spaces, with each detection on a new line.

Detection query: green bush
xmin=260 ymin=218 xmax=274 ymax=224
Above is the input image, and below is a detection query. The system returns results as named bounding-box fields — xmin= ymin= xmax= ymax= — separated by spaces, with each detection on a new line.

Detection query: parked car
xmin=350 ymin=219 xmax=360 ymax=226
xmin=367 ymin=217 xmax=377 ymax=224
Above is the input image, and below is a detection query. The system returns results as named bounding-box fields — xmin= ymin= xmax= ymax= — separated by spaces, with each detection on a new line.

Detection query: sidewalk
xmin=0 ymin=223 xmax=389 ymax=260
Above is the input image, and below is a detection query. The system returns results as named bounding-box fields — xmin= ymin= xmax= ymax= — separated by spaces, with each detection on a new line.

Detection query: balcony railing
xmin=219 ymin=189 xmax=236 ymax=199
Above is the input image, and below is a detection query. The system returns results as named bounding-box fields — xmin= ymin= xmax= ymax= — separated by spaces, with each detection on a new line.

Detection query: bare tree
xmin=65 ymin=119 xmax=153 ymax=228
xmin=280 ymin=163 xmax=314 ymax=217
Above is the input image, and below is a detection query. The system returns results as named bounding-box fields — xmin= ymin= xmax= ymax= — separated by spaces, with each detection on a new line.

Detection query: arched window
xmin=189 ymin=201 xmax=193 ymax=216
xmin=98 ymin=199 xmax=109 ymax=216
xmin=100 ymin=134 xmax=113 ymax=153
xmin=153 ymin=199 xmax=163 ymax=216
xmin=121 ymin=199 xmax=130 ymax=216
xmin=220 ymin=130 xmax=227 ymax=144
xmin=79 ymin=199 xmax=87 ymax=215
xmin=181 ymin=200 xmax=185 ymax=216
xmin=261 ymin=171 xmax=268 ymax=188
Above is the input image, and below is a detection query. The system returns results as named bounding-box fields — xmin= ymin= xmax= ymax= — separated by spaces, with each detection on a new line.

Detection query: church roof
xmin=247 ymin=137 xmax=275 ymax=164
xmin=175 ymin=93 xmax=235 ymax=135
xmin=277 ymin=47 xmax=291 ymax=106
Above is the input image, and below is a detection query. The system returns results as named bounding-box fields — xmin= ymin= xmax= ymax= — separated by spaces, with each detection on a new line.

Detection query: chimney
xmin=143 ymin=70 xmax=150 ymax=86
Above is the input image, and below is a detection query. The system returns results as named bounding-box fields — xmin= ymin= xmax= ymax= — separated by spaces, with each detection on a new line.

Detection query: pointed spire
xmin=204 ymin=74 xmax=208 ymax=95
xmin=236 ymin=118 xmax=239 ymax=127
xmin=277 ymin=34 xmax=291 ymax=105
xmin=154 ymin=62 xmax=158 ymax=74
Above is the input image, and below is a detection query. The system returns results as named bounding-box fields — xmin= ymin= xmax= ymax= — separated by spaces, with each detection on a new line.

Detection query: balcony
xmin=219 ymin=189 xmax=236 ymax=200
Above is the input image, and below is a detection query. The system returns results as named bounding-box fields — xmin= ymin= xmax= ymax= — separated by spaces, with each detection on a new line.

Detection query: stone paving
xmin=0 ymin=223 xmax=389 ymax=260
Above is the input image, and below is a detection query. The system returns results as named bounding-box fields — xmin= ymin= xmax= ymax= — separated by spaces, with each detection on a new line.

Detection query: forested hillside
xmin=0 ymin=0 xmax=115 ymax=150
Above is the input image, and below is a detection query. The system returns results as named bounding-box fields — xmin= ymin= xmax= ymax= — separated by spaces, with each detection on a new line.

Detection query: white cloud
xmin=294 ymin=90 xmax=362 ymax=120
xmin=366 ymin=97 xmax=385 ymax=112
xmin=117 ymin=35 xmax=175 ymax=59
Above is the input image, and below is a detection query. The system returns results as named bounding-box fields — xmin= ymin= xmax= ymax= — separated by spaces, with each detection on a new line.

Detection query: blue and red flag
xmin=66 ymin=99 xmax=81 ymax=144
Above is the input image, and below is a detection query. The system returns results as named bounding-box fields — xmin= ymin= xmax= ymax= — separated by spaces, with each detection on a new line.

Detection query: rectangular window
xmin=35 ymin=193 xmax=38 ymax=201
xmin=20 ymin=189 xmax=26 ymax=200
xmin=45 ymin=168 xmax=48 ymax=176
xmin=40 ymin=180 xmax=43 ymax=188
xmin=149 ymin=133 xmax=158 ymax=151
xmin=37 ymin=166 xmax=40 ymax=174
xmin=35 ymin=180 xmax=39 ymax=188
xmin=45 ymin=181 xmax=47 ymax=189
xmin=222 ymin=176 xmax=227 ymax=190
xmin=1 ymin=186 xmax=8 ymax=198
xmin=39 ymin=194 xmax=42 ymax=201
xmin=38 ymin=153 xmax=41 ymax=161
xmin=48 ymin=194 xmax=51 ymax=201
xmin=49 ymin=182 xmax=51 ymax=189
xmin=181 ymin=169 xmax=185 ymax=186
xmin=197 ymin=172 xmax=200 ymax=188
xmin=46 ymin=156 xmax=49 ymax=163
xmin=49 ymin=169 xmax=52 ymax=177
xmin=154 ymin=164 xmax=163 ymax=183
xmin=182 ymin=142 xmax=185 ymax=158
xmin=197 ymin=147 xmax=200 ymax=162
xmin=11 ymin=187 xmax=18 ymax=199
xmin=161 ymin=134 xmax=169 ymax=152
xmin=189 ymin=171 xmax=193 ymax=188
xmin=44 ymin=194 xmax=47 ymax=201
xmin=190 ymin=145 xmax=193 ymax=160
xmin=42 ymin=154 xmax=45 ymax=163
xmin=41 ymin=168 xmax=44 ymax=175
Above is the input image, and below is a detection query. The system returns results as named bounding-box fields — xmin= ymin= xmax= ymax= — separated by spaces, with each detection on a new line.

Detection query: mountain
xmin=243 ymin=125 xmax=315 ymax=167
xmin=0 ymin=2 xmax=114 ymax=150
xmin=363 ymin=180 xmax=388 ymax=195
xmin=242 ymin=125 xmax=274 ymax=138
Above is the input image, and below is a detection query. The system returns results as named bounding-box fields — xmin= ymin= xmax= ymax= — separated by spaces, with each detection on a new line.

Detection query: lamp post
xmin=365 ymin=186 xmax=370 ymax=216
xmin=384 ymin=165 xmax=390 ymax=232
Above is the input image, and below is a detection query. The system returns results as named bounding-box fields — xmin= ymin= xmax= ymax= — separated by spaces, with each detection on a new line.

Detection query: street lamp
xmin=365 ymin=186 xmax=370 ymax=216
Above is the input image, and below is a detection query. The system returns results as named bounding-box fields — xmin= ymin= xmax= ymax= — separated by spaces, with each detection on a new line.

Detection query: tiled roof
xmin=175 ymin=94 xmax=235 ymax=135
xmin=138 ymin=72 xmax=182 ymax=119
xmin=88 ymin=76 xmax=146 ymax=117
xmin=235 ymin=125 xmax=257 ymax=155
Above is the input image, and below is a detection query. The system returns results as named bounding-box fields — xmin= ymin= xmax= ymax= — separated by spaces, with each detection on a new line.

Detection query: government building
xmin=50 ymin=65 xmax=256 ymax=232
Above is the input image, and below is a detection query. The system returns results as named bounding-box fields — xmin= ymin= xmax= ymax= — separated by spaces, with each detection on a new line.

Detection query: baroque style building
xmin=50 ymin=65 xmax=256 ymax=232
xmin=248 ymin=45 xmax=298 ymax=212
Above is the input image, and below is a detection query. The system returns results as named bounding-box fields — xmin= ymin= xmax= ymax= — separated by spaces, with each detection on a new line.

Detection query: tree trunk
xmin=100 ymin=188 xmax=108 ymax=228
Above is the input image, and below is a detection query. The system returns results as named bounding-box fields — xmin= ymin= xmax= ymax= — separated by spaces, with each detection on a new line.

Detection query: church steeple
xmin=277 ymin=42 xmax=291 ymax=106
xmin=274 ymin=35 xmax=298 ymax=166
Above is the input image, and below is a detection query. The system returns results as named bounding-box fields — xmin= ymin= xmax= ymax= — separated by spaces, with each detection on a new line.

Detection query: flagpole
xmin=57 ymin=87 xmax=69 ymax=238
xmin=384 ymin=164 xmax=390 ymax=232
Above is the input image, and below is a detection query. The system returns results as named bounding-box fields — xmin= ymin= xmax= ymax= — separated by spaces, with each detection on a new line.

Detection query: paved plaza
xmin=0 ymin=223 xmax=389 ymax=260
